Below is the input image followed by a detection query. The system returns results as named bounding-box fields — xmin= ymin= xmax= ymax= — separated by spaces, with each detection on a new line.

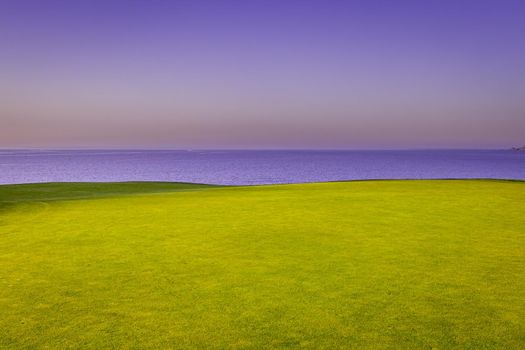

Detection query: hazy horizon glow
xmin=1 ymin=0 xmax=524 ymax=149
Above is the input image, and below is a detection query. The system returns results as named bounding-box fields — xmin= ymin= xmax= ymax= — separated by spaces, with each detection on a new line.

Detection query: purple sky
xmin=1 ymin=0 xmax=524 ymax=149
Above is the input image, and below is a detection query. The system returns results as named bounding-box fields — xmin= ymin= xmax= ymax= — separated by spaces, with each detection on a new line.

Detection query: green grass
xmin=0 ymin=180 xmax=524 ymax=349
xmin=0 ymin=181 xmax=213 ymax=211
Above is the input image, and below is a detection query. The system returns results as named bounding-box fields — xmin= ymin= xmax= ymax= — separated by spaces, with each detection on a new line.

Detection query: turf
xmin=0 ymin=181 xmax=213 ymax=211
xmin=0 ymin=180 xmax=524 ymax=349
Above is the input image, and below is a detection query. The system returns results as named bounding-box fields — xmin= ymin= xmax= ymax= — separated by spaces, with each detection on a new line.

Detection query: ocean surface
xmin=0 ymin=149 xmax=523 ymax=185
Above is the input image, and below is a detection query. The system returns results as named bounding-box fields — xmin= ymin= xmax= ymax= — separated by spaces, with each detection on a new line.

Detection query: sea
xmin=0 ymin=149 xmax=524 ymax=185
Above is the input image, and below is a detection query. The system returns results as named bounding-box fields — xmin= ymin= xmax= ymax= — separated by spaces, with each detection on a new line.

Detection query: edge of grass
xmin=0 ymin=181 xmax=219 ymax=212
xmin=1 ymin=178 xmax=523 ymax=212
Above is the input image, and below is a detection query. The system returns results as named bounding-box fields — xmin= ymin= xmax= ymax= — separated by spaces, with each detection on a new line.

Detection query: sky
xmin=1 ymin=0 xmax=524 ymax=149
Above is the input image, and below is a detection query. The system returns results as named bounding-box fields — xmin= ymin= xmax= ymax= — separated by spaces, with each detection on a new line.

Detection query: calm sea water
xmin=0 ymin=149 xmax=523 ymax=185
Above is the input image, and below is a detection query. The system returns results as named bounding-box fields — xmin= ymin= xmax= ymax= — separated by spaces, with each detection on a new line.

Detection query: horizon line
xmin=0 ymin=147 xmax=518 ymax=152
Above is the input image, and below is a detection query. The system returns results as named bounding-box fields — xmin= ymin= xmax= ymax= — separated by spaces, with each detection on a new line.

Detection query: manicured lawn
xmin=0 ymin=180 xmax=524 ymax=349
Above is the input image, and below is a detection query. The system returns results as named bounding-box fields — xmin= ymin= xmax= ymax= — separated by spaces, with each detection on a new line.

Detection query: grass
xmin=0 ymin=181 xmax=213 ymax=211
xmin=0 ymin=180 xmax=524 ymax=349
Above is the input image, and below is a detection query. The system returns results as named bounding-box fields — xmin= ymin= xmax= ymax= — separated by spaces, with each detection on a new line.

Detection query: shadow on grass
xmin=0 ymin=182 xmax=217 ymax=213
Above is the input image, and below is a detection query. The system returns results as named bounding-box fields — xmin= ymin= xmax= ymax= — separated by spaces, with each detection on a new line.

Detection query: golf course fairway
xmin=1 ymin=180 xmax=524 ymax=349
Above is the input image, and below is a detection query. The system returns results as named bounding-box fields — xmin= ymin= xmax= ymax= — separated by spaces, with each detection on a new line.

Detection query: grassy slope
xmin=0 ymin=180 xmax=524 ymax=349
xmin=0 ymin=181 xmax=213 ymax=209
